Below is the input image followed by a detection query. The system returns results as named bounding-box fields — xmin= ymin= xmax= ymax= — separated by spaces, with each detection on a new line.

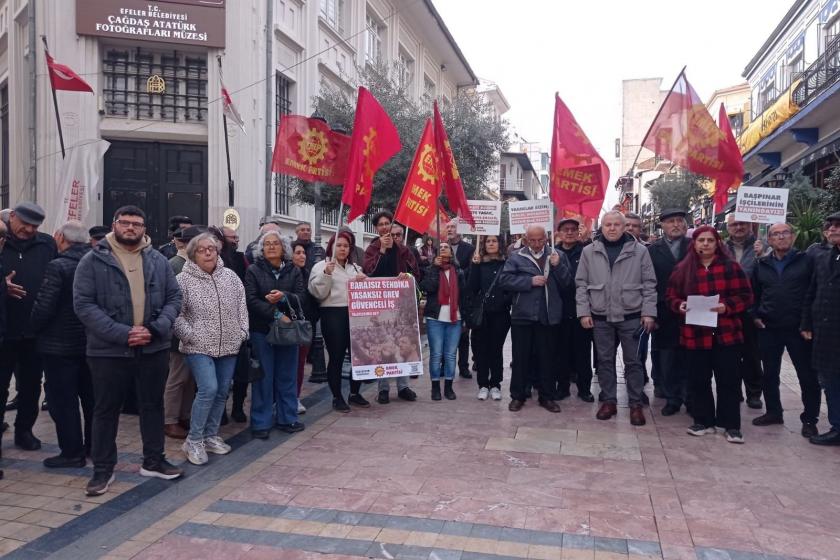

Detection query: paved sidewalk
xmin=0 ymin=341 xmax=838 ymax=560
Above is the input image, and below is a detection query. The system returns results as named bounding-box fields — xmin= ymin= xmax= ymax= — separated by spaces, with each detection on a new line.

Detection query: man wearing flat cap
xmin=89 ymin=226 xmax=110 ymax=247
xmin=648 ymin=208 xmax=691 ymax=416
xmin=0 ymin=202 xmax=57 ymax=451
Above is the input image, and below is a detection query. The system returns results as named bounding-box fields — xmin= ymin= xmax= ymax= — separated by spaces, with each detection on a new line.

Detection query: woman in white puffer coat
xmin=173 ymin=232 xmax=249 ymax=465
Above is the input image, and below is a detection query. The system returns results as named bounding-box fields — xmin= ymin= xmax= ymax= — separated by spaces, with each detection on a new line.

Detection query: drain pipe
xmin=264 ymin=0 xmax=273 ymax=215
xmin=28 ymin=0 xmax=37 ymax=202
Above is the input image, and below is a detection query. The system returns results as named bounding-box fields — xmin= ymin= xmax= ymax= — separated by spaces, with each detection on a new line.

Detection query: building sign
xmin=734 ymin=186 xmax=789 ymax=225
xmin=76 ymin=0 xmax=226 ymax=48
xmin=737 ymin=80 xmax=801 ymax=155
xmin=146 ymin=75 xmax=165 ymax=93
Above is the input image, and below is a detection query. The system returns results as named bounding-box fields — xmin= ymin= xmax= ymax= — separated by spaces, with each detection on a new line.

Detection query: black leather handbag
xmin=267 ymin=294 xmax=313 ymax=346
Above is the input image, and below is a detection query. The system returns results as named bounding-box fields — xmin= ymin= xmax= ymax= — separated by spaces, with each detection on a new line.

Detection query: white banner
xmin=734 ymin=186 xmax=788 ymax=225
xmin=508 ymin=199 xmax=553 ymax=235
xmin=50 ymin=139 xmax=110 ymax=234
xmin=456 ymin=200 xmax=502 ymax=235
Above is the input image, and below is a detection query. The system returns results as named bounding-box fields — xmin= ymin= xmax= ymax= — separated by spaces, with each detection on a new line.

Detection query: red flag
xmin=272 ymin=115 xmax=351 ymax=186
xmin=549 ymin=94 xmax=609 ymax=219
xmin=342 ymin=87 xmax=401 ymax=222
xmin=395 ymin=119 xmax=440 ymax=233
xmin=45 ymin=53 xmax=93 ymax=93
xmin=426 ymin=203 xmax=452 ymax=241
xmin=713 ymin=103 xmax=744 ymax=213
xmin=433 ymin=101 xmax=475 ymax=226
xmin=642 ymin=71 xmax=743 ymax=195
xmin=220 ymin=78 xmax=246 ymax=132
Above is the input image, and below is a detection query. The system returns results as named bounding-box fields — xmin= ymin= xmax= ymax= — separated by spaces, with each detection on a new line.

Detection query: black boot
xmin=431 ymin=380 xmax=442 ymax=401
xmin=444 ymin=380 xmax=456 ymax=400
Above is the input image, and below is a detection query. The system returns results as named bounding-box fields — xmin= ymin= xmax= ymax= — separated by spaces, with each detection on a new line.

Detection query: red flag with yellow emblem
xmin=395 ymin=119 xmax=440 ymax=233
xmin=342 ymin=87 xmax=401 ymax=222
xmin=272 ymin=115 xmax=351 ymax=185
xmin=713 ymin=102 xmax=744 ymax=213
xmin=549 ymin=94 xmax=610 ymax=219
xmin=433 ymin=101 xmax=475 ymax=226
xmin=641 ymin=71 xmax=743 ymax=194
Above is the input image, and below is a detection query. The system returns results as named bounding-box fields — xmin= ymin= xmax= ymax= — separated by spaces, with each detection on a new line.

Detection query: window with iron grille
xmin=103 ymin=48 xmax=207 ymax=123
xmin=0 ymin=84 xmax=8 ymax=209
xmin=274 ymin=72 xmax=293 ymax=215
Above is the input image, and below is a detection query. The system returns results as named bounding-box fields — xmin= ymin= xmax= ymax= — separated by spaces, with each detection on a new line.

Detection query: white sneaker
xmin=686 ymin=424 xmax=716 ymax=437
xmin=477 ymin=387 xmax=489 ymax=401
xmin=490 ymin=388 xmax=502 ymax=401
xmin=182 ymin=438 xmax=208 ymax=465
xmin=204 ymin=435 xmax=232 ymax=455
xmin=297 ymin=400 xmax=307 ymax=414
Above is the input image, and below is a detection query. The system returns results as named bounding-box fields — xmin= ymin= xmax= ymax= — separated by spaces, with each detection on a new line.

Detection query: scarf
xmin=437 ymin=262 xmax=459 ymax=322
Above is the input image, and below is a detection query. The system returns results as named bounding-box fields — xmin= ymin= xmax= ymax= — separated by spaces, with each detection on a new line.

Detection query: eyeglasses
xmin=391 ymin=232 xmax=404 ymax=238
xmin=115 ymin=219 xmax=145 ymax=229
xmin=263 ymin=241 xmax=282 ymax=248
xmin=196 ymin=246 xmax=218 ymax=254
xmin=769 ymin=231 xmax=792 ymax=238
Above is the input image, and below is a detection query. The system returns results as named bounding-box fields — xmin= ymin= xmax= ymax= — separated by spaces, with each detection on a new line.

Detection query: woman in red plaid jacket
xmin=666 ymin=226 xmax=754 ymax=444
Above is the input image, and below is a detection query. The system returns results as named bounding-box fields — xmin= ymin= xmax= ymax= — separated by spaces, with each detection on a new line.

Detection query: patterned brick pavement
xmin=0 ymin=340 xmax=837 ymax=560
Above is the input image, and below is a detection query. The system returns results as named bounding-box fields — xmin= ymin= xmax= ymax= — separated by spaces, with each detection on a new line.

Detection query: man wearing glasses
xmin=74 ymin=206 xmax=184 ymax=496
xmin=750 ymin=222 xmax=821 ymax=437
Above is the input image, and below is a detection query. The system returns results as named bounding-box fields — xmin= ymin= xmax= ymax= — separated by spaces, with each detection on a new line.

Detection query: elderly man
xmin=499 ymin=224 xmax=572 ymax=413
xmin=802 ymin=211 xmax=840 ymax=445
xmin=30 ymin=222 xmax=93 ymax=467
xmin=0 ymin=202 xmax=57 ymax=450
xmin=726 ymin=214 xmax=764 ymax=409
xmin=648 ymin=209 xmax=691 ymax=414
xmin=750 ymin=222 xmax=820 ymax=437
xmin=294 ymin=221 xmax=325 ymax=273
xmin=74 ymin=205 xmax=183 ymax=495
xmin=576 ymin=211 xmax=657 ymax=426
xmin=445 ymin=219 xmax=476 ymax=379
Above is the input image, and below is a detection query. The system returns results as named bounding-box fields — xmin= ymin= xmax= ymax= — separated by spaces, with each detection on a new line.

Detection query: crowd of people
xmin=1 ymin=199 xmax=839 ymax=498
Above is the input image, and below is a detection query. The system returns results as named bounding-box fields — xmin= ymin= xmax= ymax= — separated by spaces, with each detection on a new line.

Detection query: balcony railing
xmin=500 ymin=177 xmax=524 ymax=191
xmin=792 ymin=35 xmax=840 ymax=107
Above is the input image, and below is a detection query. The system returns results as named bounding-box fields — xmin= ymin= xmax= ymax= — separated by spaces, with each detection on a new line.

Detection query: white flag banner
xmin=221 ymin=78 xmax=246 ymax=133
xmin=50 ymin=139 xmax=110 ymax=234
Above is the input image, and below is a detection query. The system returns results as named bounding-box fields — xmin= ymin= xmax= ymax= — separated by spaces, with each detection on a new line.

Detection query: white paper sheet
xmin=685 ymin=295 xmax=720 ymax=328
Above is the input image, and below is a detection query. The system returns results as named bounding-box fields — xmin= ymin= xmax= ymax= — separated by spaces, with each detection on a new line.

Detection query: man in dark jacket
xmin=648 ymin=209 xmax=691 ymax=415
xmin=30 ymin=221 xmax=93 ymax=468
xmin=726 ymin=214 xmax=763 ymax=409
xmin=499 ymin=224 xmax=571 ymax=413
xmin=555 ymin=217 xmax=593 ymax=402
xmin=802 ymin=211 xmax=840 ymax=445
xmin=294 ymin=221 xmax=326 ymax=273
xmin=0 ymin=219 xmax=6 ymax=345
xmin=445 ymin=220 xmax=476 ymax=379
xmin=74 ymin=206 xmax=183 ymax=496
xmin=158 ymin=215 xmax=192 ymax=259
xmin=0 ymin=202 xmax=57 ymax=451
xmin=750 ymin=222 xmax=820 ymax=437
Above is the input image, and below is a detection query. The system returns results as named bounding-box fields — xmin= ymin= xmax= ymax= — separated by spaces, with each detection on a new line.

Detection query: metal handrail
xmin=792 ymin=34 xmax=840 ymax=107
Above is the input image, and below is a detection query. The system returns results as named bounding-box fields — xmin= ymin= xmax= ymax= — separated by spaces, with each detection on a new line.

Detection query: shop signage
xmin=76 ymin=0 xmax=226 ymax=48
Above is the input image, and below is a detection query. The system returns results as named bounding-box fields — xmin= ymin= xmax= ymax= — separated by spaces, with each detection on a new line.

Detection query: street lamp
xmin=306 ymin=111 xmax=328 ymax=384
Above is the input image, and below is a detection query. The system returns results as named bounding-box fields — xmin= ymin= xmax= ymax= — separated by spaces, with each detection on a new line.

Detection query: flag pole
xmin=329 ymin=202 xmax=344 ymax=259
xmin=41 ymin=36 xmax=66 ymax=159
xmin=628 ymin=65 xmax=687 ymax=175
xmin=217 ymin=56 xmax=235 ymax=207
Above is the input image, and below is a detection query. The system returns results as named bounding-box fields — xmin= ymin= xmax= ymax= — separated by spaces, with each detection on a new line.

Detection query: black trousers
xmin=457 ymin=328 xmax=470 ymax=373
xmin=738 ymin=315 xmax=763 ymax=400
xmin=688 ymin=345 xmax=741 ymax=430
xmin=231 ymin=343 xmax=249 ymax=412
xmin=320 ymin=307 xmax=361 ymax=400
xmin=0 ymin=338 xmax=43 ymax=434
xmin=510 ymin=323 xmax=559 ymax=402
xmin=471 ymin=310 xmax=511 ymax=390
xmin=558 ymin=317 xmax=593 ymax=396
xmin=658 ymin=346 xmax=687 ymax=407
xmin=758 ymin=327 xmax=821 ymax=425
xmin=88 ymin=350 xmax=169 ymax=475
xmin=42 ymin=353 xmax=94 ymax=458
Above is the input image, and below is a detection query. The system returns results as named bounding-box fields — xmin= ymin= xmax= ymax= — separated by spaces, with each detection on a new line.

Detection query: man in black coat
xmin=750 ymin=222 xmax=820 ymax=437
xmin=0 ymin=202 xmax=57 ymax=451
xmin=158 ymin=215 xmax=192 ymax=259
xmin=294 ymin=221 xmax=326 ymax=273
xmin=647 ymin=209 xmax=691 ymax=416
xmin=802 ymin=211 xmax=840 ymax=445
xmin=30 ymin=221 xmax=94 ymax=468
xmin=445 ymin=220 xmax=475 ymax=379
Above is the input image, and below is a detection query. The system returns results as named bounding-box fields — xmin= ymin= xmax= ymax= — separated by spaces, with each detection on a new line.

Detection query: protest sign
xmin=456 ymin=200 xmax=502 ymax=235
xmin=348 ymin=277 xmax=424 ymax=380
xmin=508 ymin=199 xmax=553 ymax=235
xmin=734 ymin=186 xmax=789 ymax=225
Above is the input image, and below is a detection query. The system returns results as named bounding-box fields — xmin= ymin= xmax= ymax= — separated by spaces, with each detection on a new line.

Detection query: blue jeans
xmin=250 ymin=332 xmax=299 ymax=430
xmin=185 ymin=354 xmax=238 ymax=441
xmin=426 ymin=319 xmax=462 ymax=381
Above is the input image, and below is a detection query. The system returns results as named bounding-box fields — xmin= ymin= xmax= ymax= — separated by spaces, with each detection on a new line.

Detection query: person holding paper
xmin=666 ymin=226 xmax=754 ymax=444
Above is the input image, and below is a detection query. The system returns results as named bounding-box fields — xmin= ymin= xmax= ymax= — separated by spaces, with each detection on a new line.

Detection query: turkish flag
xmin=713 ymin=103 xmax=744 ymax=213
xmin=549 ymin=94 xmax=609 ymax=219
xmin=433 ymin=102 xmax=474 ymax=226
xmin=45 ymin=53 xmax=93 ymax=93
xmin=395 ymin=119 xmax=440 ymax=233
xmin=342 ymin=87 xmax=401 ymax=222
xmin=642 ymin=71 xmax=743 ymax=196
xmin=272 ymin=115 xmax=351 ymax=186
